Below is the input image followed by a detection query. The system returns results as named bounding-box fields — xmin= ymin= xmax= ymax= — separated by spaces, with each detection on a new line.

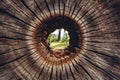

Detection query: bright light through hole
xmin=47 ymin=28 xmax=70 ymax=50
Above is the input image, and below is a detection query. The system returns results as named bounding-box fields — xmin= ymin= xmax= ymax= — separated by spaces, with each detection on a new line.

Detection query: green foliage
xmin=47 ymin=30 xmax=69 ymax=49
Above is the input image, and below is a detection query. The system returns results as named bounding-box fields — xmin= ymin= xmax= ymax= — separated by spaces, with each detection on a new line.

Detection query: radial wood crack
xmin=0 ymin=0 xmax=120 ymax=80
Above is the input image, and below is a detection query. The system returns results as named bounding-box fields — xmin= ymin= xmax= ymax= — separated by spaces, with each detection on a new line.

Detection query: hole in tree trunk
xmin=33 ymin=15 xmax=83 ymax=58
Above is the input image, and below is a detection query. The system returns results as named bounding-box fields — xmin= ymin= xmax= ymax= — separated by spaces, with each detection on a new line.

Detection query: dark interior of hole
xmin=38 ymin=15 xmax=81 ymax=52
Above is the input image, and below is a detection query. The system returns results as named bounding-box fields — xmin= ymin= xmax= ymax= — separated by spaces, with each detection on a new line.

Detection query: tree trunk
xmin=57 ymin=29 xmax=61 ymax=41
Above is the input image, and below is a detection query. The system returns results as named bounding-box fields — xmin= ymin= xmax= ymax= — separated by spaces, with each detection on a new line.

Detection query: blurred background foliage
xmin=47 ymin=29 xmax=69 ymax=49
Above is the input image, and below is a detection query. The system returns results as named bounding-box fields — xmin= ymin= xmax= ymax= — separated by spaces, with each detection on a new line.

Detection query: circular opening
xmin=33 ymin=15 xmax=82 ymax=58
xmin=47 ymin=28 xmax=70 ymax=50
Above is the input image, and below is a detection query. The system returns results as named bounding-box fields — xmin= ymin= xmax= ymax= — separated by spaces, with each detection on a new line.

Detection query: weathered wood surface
xmin=0 ymin=0 xmax=120 ymax=80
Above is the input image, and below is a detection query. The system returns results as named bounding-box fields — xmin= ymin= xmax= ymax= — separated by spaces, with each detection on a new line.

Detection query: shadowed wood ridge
xmin=0 ymin=0 xmax=120 ymax=80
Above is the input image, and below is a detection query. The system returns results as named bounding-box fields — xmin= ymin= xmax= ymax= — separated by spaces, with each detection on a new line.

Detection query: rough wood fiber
xmin=0 ymin=0 xmax=120 ymax=80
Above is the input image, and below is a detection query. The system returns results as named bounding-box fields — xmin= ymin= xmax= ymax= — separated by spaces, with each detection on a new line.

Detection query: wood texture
xmin=0 ymin=0 xmax=120 ymax=80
